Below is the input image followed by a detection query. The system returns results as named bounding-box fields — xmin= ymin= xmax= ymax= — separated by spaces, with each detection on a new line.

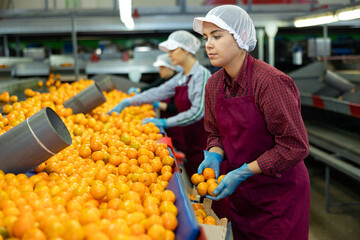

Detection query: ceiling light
xmin=118 ymin=0 xmax=134 ymax=30
xmin=294 ymin=12 xmax=338 ymax=28
xmin=336 ymin=5 xmax=360 ymax=21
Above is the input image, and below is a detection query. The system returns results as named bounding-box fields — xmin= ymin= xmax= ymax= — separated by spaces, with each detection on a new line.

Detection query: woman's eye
xmin=214 ymin=35 xmax=221 ymax=40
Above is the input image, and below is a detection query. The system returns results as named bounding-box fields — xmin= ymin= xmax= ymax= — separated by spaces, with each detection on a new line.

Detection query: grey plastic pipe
xmin=0 ymin=107 xmax=72 ymax=174
xmin=321 ymin=70 xmax=355 ymax=93
xmin=63 ymin=83 xmax=106 ymax=114
xmin=97 ymin=76 xmax=116 ymax=92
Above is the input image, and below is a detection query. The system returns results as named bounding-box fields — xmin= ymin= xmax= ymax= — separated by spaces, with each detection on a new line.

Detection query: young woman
xmin=127 ymin=54 xmax=186 ymax=153
xmin=109 ymin=30 xmax=211 ymax=177
xmin=194 ymin=5 xmax=310 ymax=240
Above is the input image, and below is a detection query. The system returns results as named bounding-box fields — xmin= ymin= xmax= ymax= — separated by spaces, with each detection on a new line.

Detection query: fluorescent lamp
xmin=336 ymin=5 xmax=360 ymax=21
xmin=294 ymin=12 xmax=337 ymax=27
xmin=118 ymin=0 xmax=134 ymax=30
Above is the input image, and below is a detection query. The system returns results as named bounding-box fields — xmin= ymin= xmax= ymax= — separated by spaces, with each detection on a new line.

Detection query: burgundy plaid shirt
xmin=204 ymin=53 xmax=309 ymax=177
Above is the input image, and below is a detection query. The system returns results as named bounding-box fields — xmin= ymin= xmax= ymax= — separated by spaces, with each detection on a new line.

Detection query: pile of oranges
xmin=0 ymin=76 xmax=179 ymax=240
xmin=191 ymin=168 xmax=225 ymax=197
xmin=192 ymin=203 xmax=216 ymax=225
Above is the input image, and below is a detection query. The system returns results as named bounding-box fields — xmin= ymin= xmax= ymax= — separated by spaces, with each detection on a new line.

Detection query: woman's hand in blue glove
xmin=107 ymin=99 xmax=130 ymax=115
xmin=127 ymin=87 xmax=140 ymax=95
xmin=142 ymin=118 xmax=168 ymax=129
xmin=198 ymin=151 xmax=223 ymax=178
xmin=206 ymin=163 xmax=254 ymax=201
xmin=152 ymin=101 xmax=160 ymax=109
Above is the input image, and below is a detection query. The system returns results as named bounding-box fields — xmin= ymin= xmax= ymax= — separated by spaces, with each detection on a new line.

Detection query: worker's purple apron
xmin=160 ymin=98 xmax=186 ymax=153
xmin=174 ymin=76 xmax=209 ymax=177
xmin=215 ymin=56 xmax=310 ymax=239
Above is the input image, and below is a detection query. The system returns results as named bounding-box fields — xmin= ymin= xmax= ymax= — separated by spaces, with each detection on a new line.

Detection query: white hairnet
xmin=193 ymin=5 xmax=257 ymax=52
xmin=153 ymin=53 xmax=176 ymax=70
xmin=159 ymin=30 xmax=201 ymax=55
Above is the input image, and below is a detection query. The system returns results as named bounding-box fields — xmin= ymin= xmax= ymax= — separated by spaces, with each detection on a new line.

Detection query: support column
xmin=3 ymin=35 xmax=9 ymax=57
xmin=71 ymin=14 xmax=79 ymax=81
xmin=265 ymin=24 xmax=278 ymax=67
xmin=257 ymin=28 xmax=265 ymax=62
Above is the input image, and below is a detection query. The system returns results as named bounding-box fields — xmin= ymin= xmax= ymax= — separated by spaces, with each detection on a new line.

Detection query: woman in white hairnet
xmin=128 ymin=53 xmax=186 ymax=153
xmin=194 ymin=5 xmax=310 ymax=240
xmin=109 ymin=30 xmax=211 ymax=177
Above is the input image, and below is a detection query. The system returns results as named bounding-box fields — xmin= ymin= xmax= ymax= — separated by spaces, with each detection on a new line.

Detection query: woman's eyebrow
xmin=204 ymin=29 xmax=224 ymax=37
xmin=210 ymin=29 xmax=224 ymax=34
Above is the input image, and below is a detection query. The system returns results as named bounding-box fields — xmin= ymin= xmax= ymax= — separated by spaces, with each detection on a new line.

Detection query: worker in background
xmin=127 ymin=53 xmax=186 ymax=153
xmin=194 ymin=5 xmax=310 ymax=240
xmin=109 ymin=30 xmax=211 ymax=177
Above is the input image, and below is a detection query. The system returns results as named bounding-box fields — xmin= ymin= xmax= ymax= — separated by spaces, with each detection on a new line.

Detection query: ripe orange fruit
xmin=118 ymin=163 xmax=130 ymax=176
xmin=138 ymin=173 xmax=152 ymax=187
xmin=192 ymin=203 xmax=204 ymax=211
xmin=217 ymin=174 xmax=225 ymax=184
xmin=204 ymin=215 xmax=217 ymax=225
xmin=190 ymin=173 xmax=205 ymax=186
xmin=62 ymin=219 xmax=85 ymax=240
xmin=164 ymin=229 xmax=176 ymax=240
xmin=12 ymin=214 xmax=35 ymax=238
xmin=161 ymin=190 xmax=176 ymax=203
xmin=90 ymin=182 xmax=107 ymax=200
xmin=22 ymin=228 xmax=46 ymax=240
xmin=161 ymin=171 xmax=173 ymax=182
xmin=161 ymin=212 xmax=178 ymax=231
xmin=108 ymin=155 xmax=121 ymax=166
xmin=197 ymin=182 xmax=208 ymax=196
xmin=206 ymin=178 xmax=216 ymax=185
xmin=159 ymin=201 xmax=178 ymax=216
xmin=147 ymin=224 xmax=165 ymax=240
xmin=161 ymin=156 xmax=174 ymax=167
xmin=91 ymin=151 xmax=104 ymax=161
xmin=127 ymin=147 xmax=138 ymax=159
xmin=207 ymin=182 xmax=219 ymax=196
xmin=202 ymin=168 xmax=215 ymax=180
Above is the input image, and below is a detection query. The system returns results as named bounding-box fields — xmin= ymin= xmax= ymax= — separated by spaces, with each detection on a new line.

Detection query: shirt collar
xmin=186 ymin=60 xmax=200 ymax=78
xmin=222 ymin=53 xmax=249 ymax=91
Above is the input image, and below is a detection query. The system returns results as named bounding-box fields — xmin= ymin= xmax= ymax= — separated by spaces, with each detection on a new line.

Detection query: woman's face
xmin=159 ymin=66 xmax=175 ymax=80
xmin=202 ymin=22 xmax=241 ymax=68
xmin=168 ymin=47 xmax=188 ymax=67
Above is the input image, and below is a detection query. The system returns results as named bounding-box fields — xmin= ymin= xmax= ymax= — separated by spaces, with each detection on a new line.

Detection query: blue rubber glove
xmin=127 ymin=87 xmax=139 ymax=95
xmin=107 ymin=99 xmax=130 ymax=115
xmin=198 ymin=150 xmax=223 ymax=178
xmin=142 ymin=118 xmax=168 ymax=129
xmin=206 ymin=163 xmax=254 ymax=201
xmin=153 ymin=101 xmax=160 ymax=109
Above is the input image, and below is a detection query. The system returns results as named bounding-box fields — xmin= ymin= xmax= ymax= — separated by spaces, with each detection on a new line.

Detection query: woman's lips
xmin=207 ymin=53 xmax=217 ymax=58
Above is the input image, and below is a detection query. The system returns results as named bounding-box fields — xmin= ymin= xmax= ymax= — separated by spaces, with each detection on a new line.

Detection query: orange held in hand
xmin=207 ymin=182 xmax=219 ymax=196
xmin=217 ymin=174 xmax=225 ymax=184
xmin=197 ymin=182 xmax=208 ymax=196
xmin=202 ymin=168 xmax=215 ymax=180
xmin=190 ymin=173 xmax=205 ymax=186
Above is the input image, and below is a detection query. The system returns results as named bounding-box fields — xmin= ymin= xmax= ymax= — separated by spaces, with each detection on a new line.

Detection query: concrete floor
xmin=307 ymin=158 xmax=360 ymax=240
xmin=181 ymin=158 xmax=360 ymax=240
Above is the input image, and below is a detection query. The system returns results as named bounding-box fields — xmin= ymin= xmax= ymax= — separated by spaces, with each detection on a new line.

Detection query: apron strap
xmin=186 ymin=75 xmax=192 ymax=86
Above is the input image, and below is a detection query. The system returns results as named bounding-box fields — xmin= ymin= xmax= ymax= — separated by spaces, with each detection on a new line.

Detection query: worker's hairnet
xmin=153 ymin=53 xmax=176 ymax=70
xmin=193 ymin=5 xmax=257 ymax=52
xmin=159 ymin=30 xmax=201 ymax=55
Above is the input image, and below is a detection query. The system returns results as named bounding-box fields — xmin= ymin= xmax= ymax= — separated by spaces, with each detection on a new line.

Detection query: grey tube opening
xmin=63 ymin=83 xmax=106 ymax=114
xmin=0 ymin=107 xmax=72 ymax=174
xmin=98 ymin=77 xmax=116 ymax=92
